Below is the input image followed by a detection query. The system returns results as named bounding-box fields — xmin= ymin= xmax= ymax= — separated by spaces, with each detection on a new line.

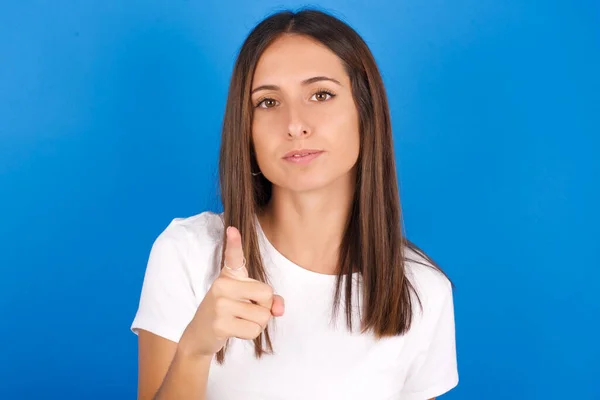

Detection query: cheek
xmin=252 ymin=116 xmax=282 ymax=167
xmin=326 ymin=108 xmax=361 ymax=164
xmin=251 ymin=133 xmax=269 ymax=167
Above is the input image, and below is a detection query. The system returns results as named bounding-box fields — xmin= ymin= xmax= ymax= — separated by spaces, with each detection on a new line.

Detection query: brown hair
xmin=217 ymin=8 xmax=450 ymax=364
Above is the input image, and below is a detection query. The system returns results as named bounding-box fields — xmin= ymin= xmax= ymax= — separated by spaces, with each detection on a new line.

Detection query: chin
xmin=271 ymin=173 xmax=342 ymax=194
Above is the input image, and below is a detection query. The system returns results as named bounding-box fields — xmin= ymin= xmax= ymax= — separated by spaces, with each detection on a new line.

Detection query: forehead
xmin=252 ymin=34 xmax=347 ymax=85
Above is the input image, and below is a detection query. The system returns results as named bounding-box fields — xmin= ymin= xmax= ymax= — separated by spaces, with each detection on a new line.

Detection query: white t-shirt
xmin=131 ymin=211 xmax=459 ymax=400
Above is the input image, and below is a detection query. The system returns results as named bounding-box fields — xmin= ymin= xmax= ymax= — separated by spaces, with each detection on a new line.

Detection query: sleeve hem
xmin=130 ymin=316 xmax=185 ymax=344
xmin=400 ymin=374 xmax=459 ymax=400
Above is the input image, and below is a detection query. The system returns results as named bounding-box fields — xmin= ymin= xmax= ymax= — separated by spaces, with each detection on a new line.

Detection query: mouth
xmin=282 ymin=149 xmax=324 ymax=164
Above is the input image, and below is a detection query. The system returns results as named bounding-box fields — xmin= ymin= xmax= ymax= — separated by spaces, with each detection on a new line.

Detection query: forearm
xmin=153 ymin=346 xmax=212 ymax=400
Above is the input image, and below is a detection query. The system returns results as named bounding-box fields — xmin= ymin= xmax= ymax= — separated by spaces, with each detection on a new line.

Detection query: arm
xmin=132 ymin=222 xmax=211 ymax=400
xmin=138 ymin=330 xmax=212 ymax=400
xmin=134 ymin=224 xmax=281 ymax=400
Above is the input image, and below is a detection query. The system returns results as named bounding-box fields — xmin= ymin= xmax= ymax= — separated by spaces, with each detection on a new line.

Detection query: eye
xmin=255 ymin=97 xmax=279 ymax=109
xmin=310 ymin=89 xmax=336 ymax=102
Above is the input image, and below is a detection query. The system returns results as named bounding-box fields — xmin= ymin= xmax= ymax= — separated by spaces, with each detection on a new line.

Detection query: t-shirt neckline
xmin=254 ymin=215 xmax=360 ymax=282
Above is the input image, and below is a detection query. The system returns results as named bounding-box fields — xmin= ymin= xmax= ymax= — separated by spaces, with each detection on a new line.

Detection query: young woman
xmin=132 ymin=9 xmax=458 ymax=400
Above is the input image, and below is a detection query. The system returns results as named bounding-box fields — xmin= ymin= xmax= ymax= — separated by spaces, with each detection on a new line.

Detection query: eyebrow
xmin=251 ymin=76 xmax=342 ymax=94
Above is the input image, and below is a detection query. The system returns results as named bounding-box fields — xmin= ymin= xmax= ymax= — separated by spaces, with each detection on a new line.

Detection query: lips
xmin=282 ymin=149 xmax=323 ymax=159
xmin=282 ymin=149 xmax=324 ymax=165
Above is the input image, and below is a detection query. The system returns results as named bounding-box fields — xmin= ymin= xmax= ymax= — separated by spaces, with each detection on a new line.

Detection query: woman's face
xmin=250 ymin=34 xmax=360 ymax=194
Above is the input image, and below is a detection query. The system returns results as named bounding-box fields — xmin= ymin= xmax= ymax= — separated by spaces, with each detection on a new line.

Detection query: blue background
xmin=1 ymin=1 xmax=598 ymax=399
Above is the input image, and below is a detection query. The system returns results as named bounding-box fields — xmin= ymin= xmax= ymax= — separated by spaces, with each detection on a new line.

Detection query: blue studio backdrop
xmin=1 ymin=1 xmax=598 ymax=399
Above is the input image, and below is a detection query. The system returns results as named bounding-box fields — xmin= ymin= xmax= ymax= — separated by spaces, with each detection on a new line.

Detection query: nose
xmin=288 ymin=127 xmax=309 ymax=138
xmin=287 ymin=105 xmax=312 ymax=138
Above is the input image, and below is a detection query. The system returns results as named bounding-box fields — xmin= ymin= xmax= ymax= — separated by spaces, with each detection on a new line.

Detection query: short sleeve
xmin=401 ymin=286 xmax=459 ymax=399
xmin=130 ymin=222 xmax=198 ymax=343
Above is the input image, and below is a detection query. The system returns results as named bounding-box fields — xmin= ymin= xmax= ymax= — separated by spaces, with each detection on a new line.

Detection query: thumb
xmin=271 ymin=294 xmax=285 ymax=317
xmin=221 ymin=226 xmax=250 ymax=280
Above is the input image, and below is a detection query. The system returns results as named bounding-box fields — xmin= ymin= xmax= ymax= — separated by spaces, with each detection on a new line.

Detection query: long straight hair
xmin=217 ymin=8 xmax=450 ymax=364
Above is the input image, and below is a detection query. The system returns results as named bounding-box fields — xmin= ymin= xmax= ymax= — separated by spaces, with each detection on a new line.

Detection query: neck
xmin=258 ymin=173 xmax=355 ymax=275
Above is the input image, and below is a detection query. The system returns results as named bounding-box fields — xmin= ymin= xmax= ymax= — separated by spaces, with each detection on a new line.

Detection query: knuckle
xmin=253 ymin=323 xmax=263 ymax=339
xmin=262 ymin=284 xmax=274 ymax=298
xmin=214 ymin=297 xmax=229 ymax=315
xmin=212 ymin=277 xmax=234 ymax=296
xmin=211 ymin=278 xmax=226 ymax=295
xmin=260 ymin=309 xmax=271 ymax=327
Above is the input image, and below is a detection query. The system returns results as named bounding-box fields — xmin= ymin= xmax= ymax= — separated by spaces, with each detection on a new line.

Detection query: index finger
xmin=223 ymin=226 xmax=249 ymax=279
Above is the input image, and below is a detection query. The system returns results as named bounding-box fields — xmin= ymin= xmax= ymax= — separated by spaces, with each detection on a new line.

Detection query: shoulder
xmin=130 ymin=211 xmax=225 ymax=341
xmin=151 ymin=211 xmax=225 ymax=263
xmin=157 ymin=211 xmax=225 ymax=246
xmin=404 ymin=243 xmax=452 ymax=297
xmin=403 ymin=243 xmax=454 ymax=324
xmin=151 ymin=211 xmax=226 ymax=288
